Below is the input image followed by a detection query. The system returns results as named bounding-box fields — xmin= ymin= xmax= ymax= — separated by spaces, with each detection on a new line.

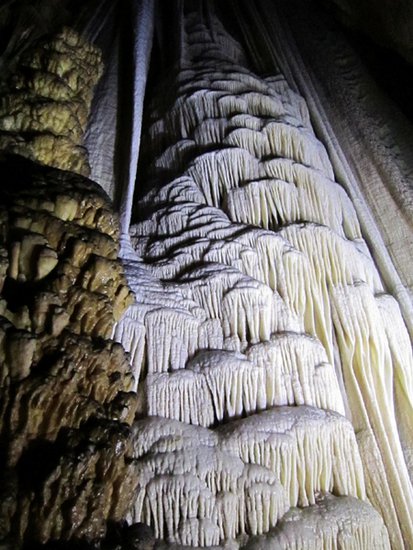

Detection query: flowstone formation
xmin=0 ymin=27 xmax=103 ymax=176
xmin=0 ymin=27 xmax=140 ymax=548
xmin=113 ymin=9 xmax=413 ymax=549
xmin=0 ymin=155 xmax=138 ymax=545
xmin=1 ymin=4 xmax=412 ymax=550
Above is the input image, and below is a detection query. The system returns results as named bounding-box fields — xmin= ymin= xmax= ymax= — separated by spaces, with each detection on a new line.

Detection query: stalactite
xmin=130 ymin=416 xmax=290 ymax=544
xmin=331 ymin=282 xmax=413 ymax=544
xmin=243 ymin=494 xmax=390 ymax=550
xmin=119 ymin=0 xmax=155 ymax=240
xmin=218 ymin=406 xmax=365 ymax=507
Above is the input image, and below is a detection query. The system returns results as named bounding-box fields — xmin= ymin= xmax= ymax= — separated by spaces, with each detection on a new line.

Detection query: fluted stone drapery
xmin=0 ymin=0 xmax=412 ymax=548
xmin=112 ymin=5 xmax=413 ymax=548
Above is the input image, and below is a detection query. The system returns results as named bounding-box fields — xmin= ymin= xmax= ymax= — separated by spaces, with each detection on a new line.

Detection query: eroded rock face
xmin=0 ymin=156 xmax=136 ymax=545
xmin=0 ymin=27 xmax=103 ymax=176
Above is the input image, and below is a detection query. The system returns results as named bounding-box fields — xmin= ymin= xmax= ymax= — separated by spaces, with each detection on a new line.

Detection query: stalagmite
xmin=0 ymin=155 xmax=137 ymax=543
xmin=130 ymin=417 xmax=290 ymax=545
xmin=246 ymin=334 xmax=345 ymax=414
xmin=109 ymin=6 xmax=411 ymax=548
xmin=218 ymin=406 xmax=365 ymax=507
xmin=0 ymin=28 xmax=103 ymax=175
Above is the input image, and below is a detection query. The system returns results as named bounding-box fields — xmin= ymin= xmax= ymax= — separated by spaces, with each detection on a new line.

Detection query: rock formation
xmin=0 ymin=1 xmax=412 ymax=549
xmin=114 ymin=7 xmax=412 ymax=549
xmin=0 ymin=27 xmax=138 ymax=547
xmin=0 ymin=27 xmax=103 ymax=175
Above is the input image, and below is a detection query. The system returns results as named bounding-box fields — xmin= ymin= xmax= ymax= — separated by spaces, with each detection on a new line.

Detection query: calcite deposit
xmin=0 ymin=1 xmax=412 ymax=549
xmin=0 ymin=155 xmax=136 ymax=545
xmin=113 ymin=7 xmax=412 ymax=549
xmin=0 ymin=27 xmax=103 ymax=176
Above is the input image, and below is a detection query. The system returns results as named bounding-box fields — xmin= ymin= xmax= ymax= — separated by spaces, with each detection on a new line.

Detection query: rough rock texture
xmin=0 ymin=155 xmax=136 ymax=546
xmin=0 ymin=27 xmax=103 ymax=176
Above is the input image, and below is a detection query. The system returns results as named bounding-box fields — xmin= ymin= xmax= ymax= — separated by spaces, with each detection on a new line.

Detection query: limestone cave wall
xmin=0 ymin=1 xmax=412 ymax=549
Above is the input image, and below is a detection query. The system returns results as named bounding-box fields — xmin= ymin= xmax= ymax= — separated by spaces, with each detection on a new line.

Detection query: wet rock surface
xmin=0 ymin=156 xmax=136 ymax=546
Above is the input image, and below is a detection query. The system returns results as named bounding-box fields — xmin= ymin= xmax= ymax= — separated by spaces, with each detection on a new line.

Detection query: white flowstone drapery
xmin=109 ymin=4 xmax=412 ymax=548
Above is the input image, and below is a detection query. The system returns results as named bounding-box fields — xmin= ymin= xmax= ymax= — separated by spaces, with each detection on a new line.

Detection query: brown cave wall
xmin=0 ymin=154 xmax=140 ymax=546
xmin=0 ymin=24 xmax=143 ymax=548
xmin=0 ymin=27 xmax=103 ymax=176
